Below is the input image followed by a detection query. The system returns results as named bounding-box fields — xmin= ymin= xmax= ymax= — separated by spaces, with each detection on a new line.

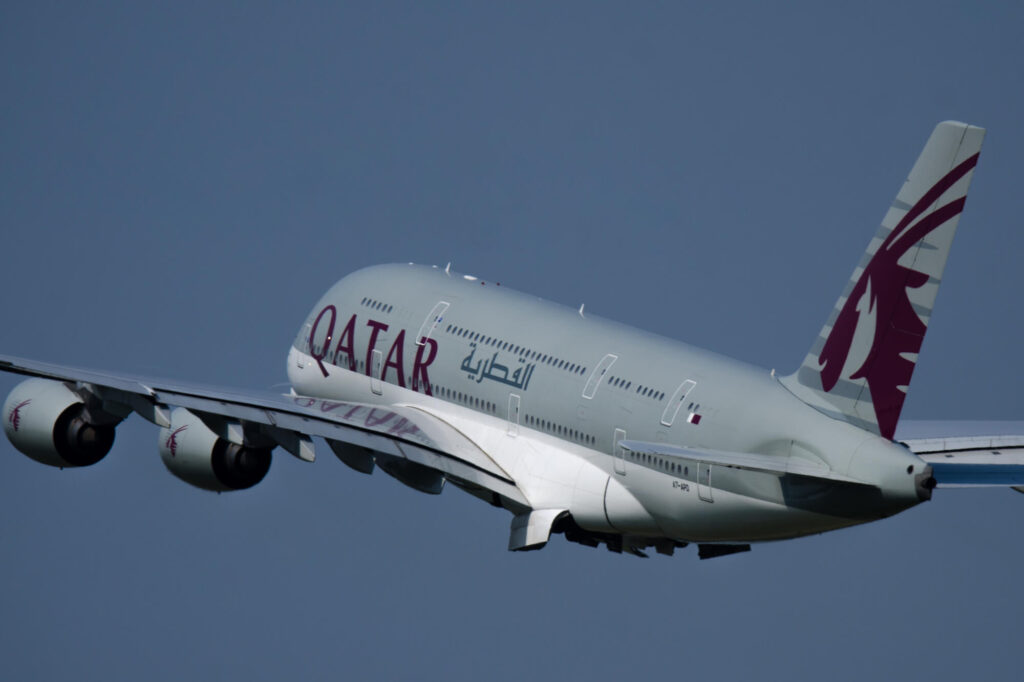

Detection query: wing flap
xmin=0 ymin=353 xmax=529 ymax=506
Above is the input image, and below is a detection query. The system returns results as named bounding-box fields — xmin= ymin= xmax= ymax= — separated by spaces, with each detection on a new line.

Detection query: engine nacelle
xmin=3 ymin=378 xmax=117 ymax=467
xmin=158 ymin=407 xmax=271 ymax=492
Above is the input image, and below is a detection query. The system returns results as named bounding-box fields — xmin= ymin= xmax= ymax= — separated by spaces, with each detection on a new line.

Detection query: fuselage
xmin=287 ymin=264 xmax=927 ymax=543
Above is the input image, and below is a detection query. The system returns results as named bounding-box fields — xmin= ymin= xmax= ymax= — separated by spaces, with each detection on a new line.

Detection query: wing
xmin=0 ymin=353 xmax=529 ymax=508
xmin=897 ymin=420 xmax=1024 ymax=489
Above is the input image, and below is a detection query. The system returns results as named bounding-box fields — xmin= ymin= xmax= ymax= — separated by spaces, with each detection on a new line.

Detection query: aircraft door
xmin=661 ymin=379 xmax=697 ymax=426
xmin=582 ymin=354 xmax=617 ymax=399
xmin=697 ymin=461 xmax=713 ymax=502
xmin=416 ymin=301 xmax=450 ymax=345
xmin=507 ymin=394 xmax=520 ymax=436
xmin=613 ymin=428 xmax=626 ymax=475
xmin=370 ymin=349 xmax=383 ymax=395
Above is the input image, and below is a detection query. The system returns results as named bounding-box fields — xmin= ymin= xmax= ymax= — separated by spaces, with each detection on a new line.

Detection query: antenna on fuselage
xmin=578 ymin=303 xmax=585 ymax=318
xmin=445 ymin=262 xmax=452 ymax=276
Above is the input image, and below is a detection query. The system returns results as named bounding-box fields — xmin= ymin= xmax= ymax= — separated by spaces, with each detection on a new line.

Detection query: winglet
xmin=782 ymin=122 xmax=985 ymax=439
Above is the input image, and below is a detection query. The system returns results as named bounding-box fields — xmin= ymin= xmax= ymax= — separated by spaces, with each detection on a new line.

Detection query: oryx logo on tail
xmin=782 ymin=122 xmax=985 ymax=440
xmin=817 ymin=153 xmax=980 ymax=439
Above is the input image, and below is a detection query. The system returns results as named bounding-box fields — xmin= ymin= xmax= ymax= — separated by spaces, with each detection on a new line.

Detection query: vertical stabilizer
xmin=782 ymin=122 xmax=984 ymax=439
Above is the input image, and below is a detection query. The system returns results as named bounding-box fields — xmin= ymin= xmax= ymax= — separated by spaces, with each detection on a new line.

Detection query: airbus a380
xmin=3 ymin=121 xmax=1021 ymax=559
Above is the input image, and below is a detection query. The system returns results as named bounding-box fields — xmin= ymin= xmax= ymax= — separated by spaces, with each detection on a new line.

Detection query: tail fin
xmin=782 ymin=121 xmax=985 ymax=439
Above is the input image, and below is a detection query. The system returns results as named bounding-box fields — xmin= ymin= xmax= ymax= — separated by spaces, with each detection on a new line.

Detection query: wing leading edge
xmin=0 ymin=353 xmax=529 ymax=508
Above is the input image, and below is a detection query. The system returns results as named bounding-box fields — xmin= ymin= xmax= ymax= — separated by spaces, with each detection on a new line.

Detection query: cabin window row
xmin=523 ymin=413 xmax=595 ymax=445
xmin=430 ymin=384 xmax=498 ymax=415
xmin=333 ymin=353 xmax=367 ymax=372
xmin=607 ymin=376 xmax=665 ymax=402
xmin=629 ymin=450 xmax=688 ymax=476
xmin=334 ymin=355 xmax=429 ymax=393
xmin=361 ymin=297 xmax=394 ymax=314
xmin=635 ymin=384 xmax=666 ymax=401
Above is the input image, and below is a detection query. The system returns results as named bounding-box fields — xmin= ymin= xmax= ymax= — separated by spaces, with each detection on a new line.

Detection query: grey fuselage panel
xmin=292 ymin=263 xmax=902 ymax=487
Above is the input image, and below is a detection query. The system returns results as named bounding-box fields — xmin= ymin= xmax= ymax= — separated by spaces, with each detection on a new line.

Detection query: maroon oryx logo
xmin=165 ymin=425 xmax=188 ymax=457
xmin=818 ymin=153 xmax=979 ymax=439
xmin=8 ymin=399 xmax=31 ymax=432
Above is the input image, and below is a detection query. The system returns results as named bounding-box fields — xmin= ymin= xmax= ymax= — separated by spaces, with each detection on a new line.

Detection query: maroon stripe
xmin=883 ymin=152 xmax=979 ymax=251
xmin=816 ymin=148 xmax=981 ymax=441
xmin=891 ymin=197 xmax=966 ymax=258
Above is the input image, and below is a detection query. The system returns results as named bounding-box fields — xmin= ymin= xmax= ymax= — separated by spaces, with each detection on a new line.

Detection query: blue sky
xmin=1 ymin=3 xmax=1022 ymax=680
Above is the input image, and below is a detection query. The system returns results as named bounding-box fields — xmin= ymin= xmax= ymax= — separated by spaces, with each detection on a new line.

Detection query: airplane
xmin=2 ymin=121 xmax=1021 ymax=560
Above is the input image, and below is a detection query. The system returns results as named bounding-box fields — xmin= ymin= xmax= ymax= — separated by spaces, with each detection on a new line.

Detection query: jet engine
xmin=158 ymin=407 xmax=271 ymax=492
xmin=3 ymin=378 xmax=118 ymax=467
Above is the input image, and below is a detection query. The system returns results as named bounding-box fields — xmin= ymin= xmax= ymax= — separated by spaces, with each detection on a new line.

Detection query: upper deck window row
xmin=361 ymin=297 xmax=394 ymax=314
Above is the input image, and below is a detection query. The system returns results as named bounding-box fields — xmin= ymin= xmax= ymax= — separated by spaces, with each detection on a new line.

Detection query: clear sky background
xmin=2 ymin=3 xmax=1022 ymax=680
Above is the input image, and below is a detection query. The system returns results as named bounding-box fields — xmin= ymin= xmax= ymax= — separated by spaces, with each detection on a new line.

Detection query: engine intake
xmin=158 ymin=407 xmax=271 ymax=492
xmin=3 ymin=378 xmax=118 ymax=467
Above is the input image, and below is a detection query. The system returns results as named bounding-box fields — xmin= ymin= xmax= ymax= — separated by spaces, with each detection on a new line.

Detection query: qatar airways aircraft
xmin=3 ymin=121 xmax=1021 ymax=559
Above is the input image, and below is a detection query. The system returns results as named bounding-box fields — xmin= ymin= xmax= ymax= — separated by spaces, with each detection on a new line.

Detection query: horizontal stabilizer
xmin=619 ymin=441 xmax=861 ymax=483
xmin=927 ymin=461 xmax=1024 ymax=487
xmin=903 ymin=434 xmax=1024 ymax=488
